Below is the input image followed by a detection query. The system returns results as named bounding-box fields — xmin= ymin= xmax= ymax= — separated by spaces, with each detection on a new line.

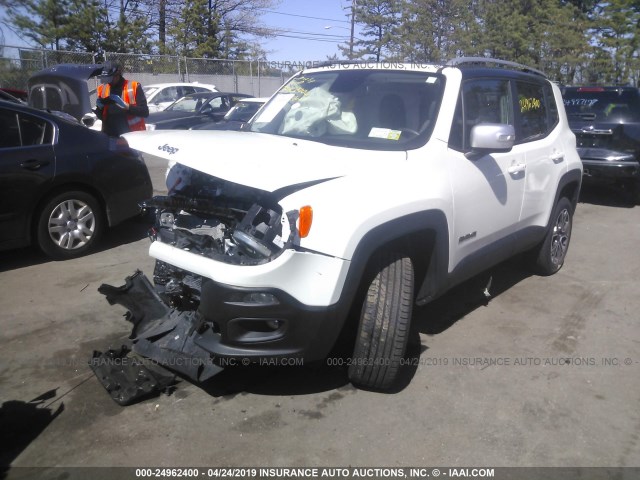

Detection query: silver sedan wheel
xmin=550 ymin=208 xmax=571 ymax=266
xmin=47 ymin=199 xmax=96 ymax=250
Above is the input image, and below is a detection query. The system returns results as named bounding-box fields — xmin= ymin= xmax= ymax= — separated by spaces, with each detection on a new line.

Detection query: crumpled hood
xmin=123 ymin=130 xmax=407 ymax=192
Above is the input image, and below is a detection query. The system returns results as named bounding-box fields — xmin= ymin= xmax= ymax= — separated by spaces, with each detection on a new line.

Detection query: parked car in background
xmin=0 ymin=89 xmax=24 ymax=104
xmin=26 ymin=65 xmax=223 ymax=130
xmin=562 ymin=86 xmax=640 ymax=203
xmin=0 ymin=100 xmax=153 ymax=259
xmin=190 ymin=97 xmax=268 ymax=131
xmin=144 ymin=83 xmax=218 ymax=113
xmin=0 ymin=88 xmax=27 ymax=103
xmin=145 ymin=92 xmax=252 ymax=130
xmin=29 ymin=65 xmax=105 ymax=131
xmin=28 ymin=63 xmax=104 ymax=129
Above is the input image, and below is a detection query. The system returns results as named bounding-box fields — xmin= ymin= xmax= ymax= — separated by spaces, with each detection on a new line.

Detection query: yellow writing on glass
xmin=520 ymin=97 xmax=541 ymax=112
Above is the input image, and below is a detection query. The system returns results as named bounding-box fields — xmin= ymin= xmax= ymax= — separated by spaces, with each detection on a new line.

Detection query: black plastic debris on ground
xmin=89 ymin=346 xmax=175 ymax=406
xmin=98 ymin=269 xmax=172 ymax=339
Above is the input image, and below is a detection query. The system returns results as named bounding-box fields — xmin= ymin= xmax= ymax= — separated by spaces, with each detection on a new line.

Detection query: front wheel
xmin=36 ymin=191 xmax=104 ymax=259
xmin=348 ymin=252 xmax=414 ymax=391
xmin=528 ymin=197 xmax=573 ymax=276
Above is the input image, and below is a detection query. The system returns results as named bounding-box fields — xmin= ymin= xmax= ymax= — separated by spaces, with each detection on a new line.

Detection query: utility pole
xmin=159 ymin=0 xmax=166 ymax=52
xmin=349 ymin=0 xmax=356 ymax=58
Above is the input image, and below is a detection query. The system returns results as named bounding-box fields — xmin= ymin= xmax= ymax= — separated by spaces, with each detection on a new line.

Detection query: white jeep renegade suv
xmin=97 ymin=58 xmax=582 ymax=400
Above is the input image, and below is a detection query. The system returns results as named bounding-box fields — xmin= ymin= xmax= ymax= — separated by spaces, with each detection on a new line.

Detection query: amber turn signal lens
xmin=298 ymin=206 xmax=313 ymax=238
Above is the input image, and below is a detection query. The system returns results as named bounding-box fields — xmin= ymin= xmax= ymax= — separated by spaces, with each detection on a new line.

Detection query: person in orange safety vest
xmin=95 ymin=61 xmax=149 ymax=137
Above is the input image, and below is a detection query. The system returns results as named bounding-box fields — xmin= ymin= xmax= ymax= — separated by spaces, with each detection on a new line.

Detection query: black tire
xmin=348 ymin=252 xmax=414 ymax=390
xmin=528 ymin=197 xmax=573 ymax=276
xmin=36 ymin=190 xmax=104 ymax=259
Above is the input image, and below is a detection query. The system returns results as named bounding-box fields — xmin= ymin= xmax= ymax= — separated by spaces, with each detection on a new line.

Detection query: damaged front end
xmin=146 ymin=166 xmax=301 ymax=309
xmin=93 ymin=165 xmax=308 ymax=404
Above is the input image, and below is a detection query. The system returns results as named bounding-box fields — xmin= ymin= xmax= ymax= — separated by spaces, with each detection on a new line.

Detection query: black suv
xmin=562 ymin=86 xmax=640 ymax=203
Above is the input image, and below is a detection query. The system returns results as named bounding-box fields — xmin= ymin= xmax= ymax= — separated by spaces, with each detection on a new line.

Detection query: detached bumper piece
xmin=94 ymin=270 xmax=224 ymax=405
xmin=90 ymin=346 xmax=175 ymax=406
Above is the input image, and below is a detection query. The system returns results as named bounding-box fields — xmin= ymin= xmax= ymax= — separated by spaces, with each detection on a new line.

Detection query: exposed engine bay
xmin=145 ymin=164 xmax=301 ymax=310
xmin=153 ymin=164 xmax=297 ymax=265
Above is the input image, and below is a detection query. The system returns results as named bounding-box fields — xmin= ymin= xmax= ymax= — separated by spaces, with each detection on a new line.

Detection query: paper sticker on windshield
xmin=369 ymin=128 xmax=401 ymax=140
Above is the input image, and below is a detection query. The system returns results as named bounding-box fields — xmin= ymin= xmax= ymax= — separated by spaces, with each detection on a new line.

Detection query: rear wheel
xmin=528 ymin=197 xmax=573 ymax=276
xmin=36 ymin=191 xmax=104 ymax=259
xmin=348 ymin=252 xmax=414 ymax=390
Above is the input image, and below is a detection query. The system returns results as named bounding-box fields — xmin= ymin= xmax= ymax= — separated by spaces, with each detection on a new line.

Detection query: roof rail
xmin=446 ymin=57 xmax=547 ymax=79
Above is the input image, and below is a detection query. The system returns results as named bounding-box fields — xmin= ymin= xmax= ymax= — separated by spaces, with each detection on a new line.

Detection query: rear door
xmin=517 ymin=80 xmax=566 ymax=227
xmin=0 ymin=106 xmax=56 ymax=248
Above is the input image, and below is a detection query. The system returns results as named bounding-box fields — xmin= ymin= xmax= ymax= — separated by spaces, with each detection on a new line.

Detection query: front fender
xmin=329 ymin=209 xmax=450 ymax=322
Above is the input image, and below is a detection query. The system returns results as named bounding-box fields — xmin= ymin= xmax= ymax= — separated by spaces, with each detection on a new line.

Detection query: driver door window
xmin=450 ymin=79 xmax=513 ymax=151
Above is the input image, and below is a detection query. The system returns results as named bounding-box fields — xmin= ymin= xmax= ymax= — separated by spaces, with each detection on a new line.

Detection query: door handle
xmin=551 ymin=153 xmax=565 ymax=164
xmin=20 ymin=159 xmax=50 ymax=170
xmin=507 ymin=163 xmax=526 ymax=174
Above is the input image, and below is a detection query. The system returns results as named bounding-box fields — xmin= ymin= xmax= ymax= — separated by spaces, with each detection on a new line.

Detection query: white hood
xmin=123 ymin=130 xmax=407 ymax=192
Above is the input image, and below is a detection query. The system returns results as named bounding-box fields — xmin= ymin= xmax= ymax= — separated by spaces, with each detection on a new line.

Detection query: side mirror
xmin=468 ymin=124 xmax=515 ymax=157
xmin=81 ymin=112 xmax=97 ymax=128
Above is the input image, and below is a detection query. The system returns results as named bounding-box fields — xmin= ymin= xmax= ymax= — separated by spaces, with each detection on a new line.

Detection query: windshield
xmin=225 ymin=101 xmax=264 ymax=122
xmin=249 ymin=69 xmax=444 ymax=150
xmin=563 ymin=89 xmax=640 ymax=122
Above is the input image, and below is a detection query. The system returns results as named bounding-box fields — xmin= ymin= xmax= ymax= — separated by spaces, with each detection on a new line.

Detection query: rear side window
xmin=0 ymin=109 xmax=52 ymax=148
xmin=20 ymin=113 xmax=51 ymax=145
xmin=562 ymin=89 xmax=640 ymax=122
xmin=515 ymin=81 xmax=549 ymax=141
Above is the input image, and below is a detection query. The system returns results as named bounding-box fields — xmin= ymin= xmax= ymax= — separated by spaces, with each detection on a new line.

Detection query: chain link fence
xmin=0 ymin=46 xmax=291 ymax=97
xmin=1 ymin=44 xmax=638 ymax=96
xmin=0 ymin=46 xmax=98 ymax=93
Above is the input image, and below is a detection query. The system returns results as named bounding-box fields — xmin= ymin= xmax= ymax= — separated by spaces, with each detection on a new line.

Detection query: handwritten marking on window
xmin=563 ymin=99 xmax=599 ymax=107
xmin=520 ymin=97 xmax=541 ymax=112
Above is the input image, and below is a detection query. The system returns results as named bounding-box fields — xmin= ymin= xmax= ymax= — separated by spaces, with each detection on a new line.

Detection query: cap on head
xmin=101 ymin=61 xmax=123 ymax=77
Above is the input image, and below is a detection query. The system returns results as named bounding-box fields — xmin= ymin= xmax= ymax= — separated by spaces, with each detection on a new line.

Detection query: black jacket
xmin=95 ymin=77 xmax=149 ymax=137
